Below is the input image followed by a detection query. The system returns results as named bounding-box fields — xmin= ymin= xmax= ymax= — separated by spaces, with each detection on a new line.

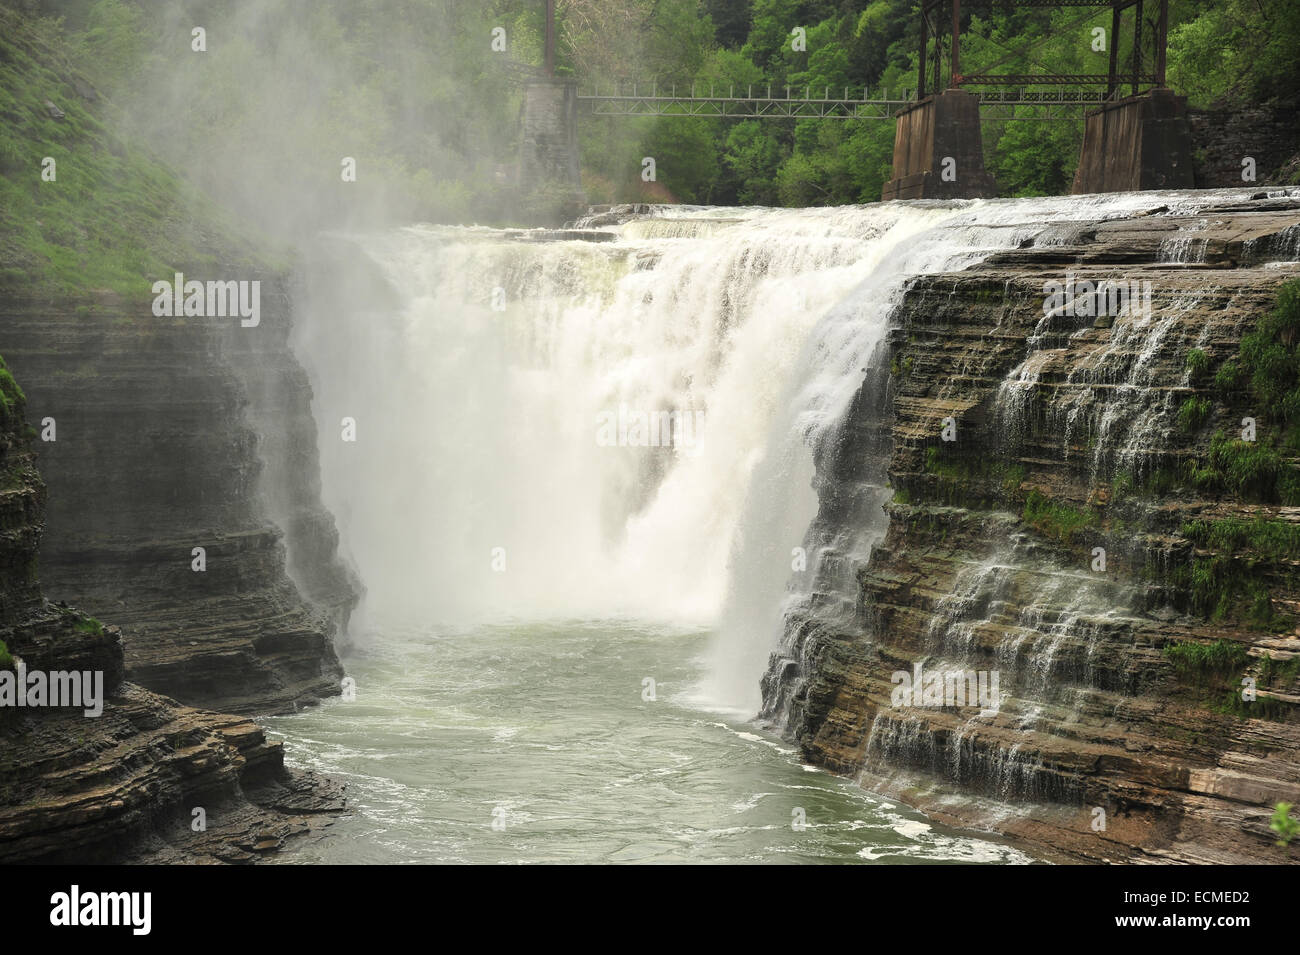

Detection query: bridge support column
xmin=518 ymin=77 xmax=585 ymax=224
xmin=1071 ymin=88 xmax=1195 ymax=194
xmin=881 ymin=89 xmax=997 ymax=201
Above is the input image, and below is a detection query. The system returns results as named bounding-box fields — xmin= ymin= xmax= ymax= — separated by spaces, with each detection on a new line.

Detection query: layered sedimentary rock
xmin=765 ymin=194 xmax=1300 ymax=863
xmin=1 ymin=282 xmax=359 ymax=714
xmin=0 ymin=368 xmax=345 ymax=863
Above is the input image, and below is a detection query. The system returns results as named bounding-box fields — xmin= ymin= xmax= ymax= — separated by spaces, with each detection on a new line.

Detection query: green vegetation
xmin=1240 ymin=280 xmax=1300 ymax=433
xmin=1260 ymin=652 xmax=1300 ymax=687
xmin=1212 ymin=688 xmax=1289 ymax=721
xmin=1271 ymin=802 xmax=1299 ymax=847
xmin=0 ymin=4 xmax=270 ymax=297
xmin=1164 ymin=639 xmax=1248 ymax=680
xmin=1111 ymin=470 xmax=1137 ymax=502
xmin=577 ymin=0 xmax=1300 ymax=202
xmin=1183 ymin=432 xmax=1293 ymax=502
xmin=1168 ymin=518 xmax=1300 ymax=628
xmin=71 ymin=615 xmax=104 ymax=637
xmin=920 ymin=444 xmax=1026 ymax=509
xmin=1185 ymin=348 xmax=1209 ymax=381
xmin=1182 ymin=518 xmax=1300 ymax=561
xmin=1214 ymin=360 xmax=1243 ymax=395
xmin=7 ymin=0 xmax=1299 ymax=238
xmin=1000 ymin=463 xmax=1026 ymax=495
xmin=1166 ymin=0 xmax=1300 ymax=106
xmin=0 ymin=640 xmax=12 ymax=670
xmin=1166 ymin=641 xmax=1294 ymax=721
xmin=1176 ymin=395 xmax=1211 ymax=434
xmin=1177 ymin=281 xmax=1300 ymax=505
xmin=1170 ymin=554 xmax=1274 ymax=625
xmin=52 ymin=604 xmax=106 ymax=637
xmin=1022 ymin=488 xmax=1096 ymax=543
xmin=0 ymin=354 xmax=26 ymax=417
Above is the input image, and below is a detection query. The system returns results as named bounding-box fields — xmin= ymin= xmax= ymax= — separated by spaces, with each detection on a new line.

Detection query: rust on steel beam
xmin=1132 ymin=0 xmax=1142 ymax=96
xmin=951 ymin=0 xmax=961 ymax=86
xmin=918 ymin=5 xmax=929 ymax=98
xmin=1155 ymin=0 xmax=1168 ymax=86
xmin=933 ymin=5 xmax=941 ymax=95
xmin=1108 ymin=0 xmax=1121 ymax=97
xmin=930 ymin=0 xmax=1163 ymax=95
xmin=987 ymin=0 xmax=1135 ymax=5
xmin=961 ymin=73 xmax=1159 ymax=84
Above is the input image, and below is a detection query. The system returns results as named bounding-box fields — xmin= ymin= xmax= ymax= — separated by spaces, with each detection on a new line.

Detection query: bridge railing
xmin=577 ymin=82 xmax=916 ymax=104
xmin=575 ymin=83 xmax=1114 ymax=120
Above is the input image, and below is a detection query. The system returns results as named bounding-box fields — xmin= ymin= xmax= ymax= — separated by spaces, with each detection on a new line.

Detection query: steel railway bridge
xmin=518 ymin=0 xmax=1187 ymax=206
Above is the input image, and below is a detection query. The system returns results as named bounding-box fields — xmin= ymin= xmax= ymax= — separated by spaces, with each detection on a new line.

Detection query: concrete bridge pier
xmin=1071 ymin=88 xmax=1195 ymax=193
xmin=518 ymin=77 xmax=586 ymax=224
xmin=881 ymin=89 xmax=997 ymax=201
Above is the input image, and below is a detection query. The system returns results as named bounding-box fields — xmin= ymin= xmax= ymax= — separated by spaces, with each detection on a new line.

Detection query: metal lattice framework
xmin=576 ymin=85 xmax=1111 ymax=121
xmin=557 ymin=0 xmax=1172 ymax=123
xmin=921 ymin=0 xmax=1170 ymax=99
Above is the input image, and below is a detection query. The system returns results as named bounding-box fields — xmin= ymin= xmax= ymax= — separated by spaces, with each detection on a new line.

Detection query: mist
xmin=62 ymin=0 xmax=536 ymax=239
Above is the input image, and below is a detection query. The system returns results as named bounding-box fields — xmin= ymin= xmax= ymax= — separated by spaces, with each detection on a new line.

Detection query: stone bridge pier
xmin=881 ymin=89 xmax=997 ymax=200
xmin=518 ymin=77 xmax=586 ymax=224
xmin=1071 ymin=87 xmax=1196 ymax=193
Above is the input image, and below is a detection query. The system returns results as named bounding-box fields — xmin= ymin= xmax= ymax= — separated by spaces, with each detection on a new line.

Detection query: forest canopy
xmin=12 ymin=0 xmax=1300 ymax=225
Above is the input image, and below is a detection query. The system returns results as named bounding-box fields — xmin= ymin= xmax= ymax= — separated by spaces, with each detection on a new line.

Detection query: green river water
xmin=265 ymin=620 xmax=1035 ymax=864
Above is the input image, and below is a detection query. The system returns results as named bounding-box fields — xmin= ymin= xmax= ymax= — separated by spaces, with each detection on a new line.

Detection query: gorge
xmin=255 ymin=189 xmax=1298 ymax=863
xmin=5 ymin=188 xmax=1299 ymax=863
xmin=5 ymin=0 xmax=1300 ymax=884
xmin=1 ymin=3 xmax=1296 ymax=857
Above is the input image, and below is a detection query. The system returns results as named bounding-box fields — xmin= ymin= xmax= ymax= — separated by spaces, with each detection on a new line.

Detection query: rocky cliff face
xmin=1 ymin=281 xmax=360 ymax=715
xmin=0 ymin=361 xmax=345 ymax=863
xmin=764 ymin=193 xmax=1300 ymax=863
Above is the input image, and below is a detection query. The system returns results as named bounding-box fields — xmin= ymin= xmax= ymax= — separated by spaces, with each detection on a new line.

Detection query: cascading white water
xmin=290 ymin=190 xmax=1271 ymax=716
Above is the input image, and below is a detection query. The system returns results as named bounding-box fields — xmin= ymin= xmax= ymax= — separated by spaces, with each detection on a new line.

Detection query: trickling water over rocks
xmin=12 ymin=191 xmax=1294 ymax=863
xmin=763 ymin=191 xmax=1300 ymax=863
xmin=275 ymin=191 xmax=1300 ymax=863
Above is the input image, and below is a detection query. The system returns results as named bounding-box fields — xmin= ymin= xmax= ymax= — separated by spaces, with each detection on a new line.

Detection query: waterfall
xmin=289 ymin=190 xmax=1271 ymax=718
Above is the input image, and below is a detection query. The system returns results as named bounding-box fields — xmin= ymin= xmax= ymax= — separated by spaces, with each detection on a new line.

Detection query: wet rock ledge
xmin=0 ymin=363 xmax=344 ymax=863
xmin=1 ymin=280 xmax=359 ymax=715
xmin=766 ymin=193 xmax=1300 ymax=864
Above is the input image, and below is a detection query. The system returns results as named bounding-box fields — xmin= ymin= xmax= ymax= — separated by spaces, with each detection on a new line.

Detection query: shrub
xmin=1164 ymin=638 xmax=1248 ymax=678
xmin=1177 ymin=395 xmax=1211 ymax=433
xmin=1185 ymin=431 xmax=1288 ymax=501
xmin=1215 ymin=359 xmax=1243 ymax=394
xmin=1022 ymin=489 xmax=1096 ymax=543
xmin=1272 ymin=802 xmax=1299 ymax=847
xmin=0 ymin=355 xmax=25 ymax=417
xmin=72 ymin=616 xmax=105 ymax=637
xmin=1181 ymin=517 xmax=1300 ymax=559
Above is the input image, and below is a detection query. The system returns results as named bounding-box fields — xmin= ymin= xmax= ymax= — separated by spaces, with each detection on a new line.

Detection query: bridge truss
xmin=576 ymin=86 xmax=1111 ymax=122
xmin=556 ymin=0 xmax=1171 ymax=124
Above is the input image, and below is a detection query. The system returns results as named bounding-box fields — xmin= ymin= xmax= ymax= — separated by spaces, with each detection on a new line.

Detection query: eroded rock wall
xmin=765 ymin=195 xmax=1300 ymax=863
xmin=0 ymin=365 xmax=345 ymax=863
xmin=1 ymin=281 xmax=359 ymax=715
